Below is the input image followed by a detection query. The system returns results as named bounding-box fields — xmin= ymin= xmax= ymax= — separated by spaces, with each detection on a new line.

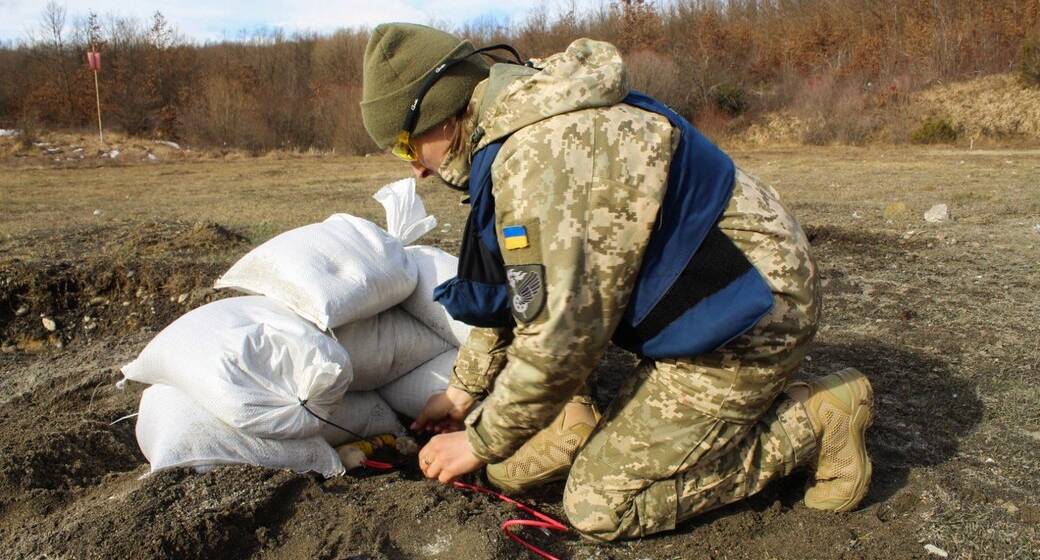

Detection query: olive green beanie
xmin=361 ymin=23 xmax=489 ymax=149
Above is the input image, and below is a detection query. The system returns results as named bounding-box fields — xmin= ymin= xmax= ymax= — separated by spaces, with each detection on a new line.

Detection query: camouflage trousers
xmin=562 ymin=302 xmax=819 ymax=541
xmin=563 ymin=171 xmax=823 ymax=541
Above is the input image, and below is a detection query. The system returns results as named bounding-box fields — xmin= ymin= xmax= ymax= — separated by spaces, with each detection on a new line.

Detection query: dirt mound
xmin=735 ymin=73 xmax=1040 ymax=146
xmin=0 ymin=336 xmax=147 ymax=523
xmin=4 ymin=465 xmax=528 ymax=560
xmin=740 ymin=113 xmax=810 ymax=146
xmin=0 ymin=417 xmax=139 ymax=496
xmin=913 ymin=73 xmax=1040 ymax=140
xmin=3 ymin=465 xmax=305 ymax=559
xmin=804 ymin=224 xmax=918 ymax=252
xmin=121 ymin=221 xmax=249 ymax=256
xmin=0 ymin=221 xmax=247 ymax=353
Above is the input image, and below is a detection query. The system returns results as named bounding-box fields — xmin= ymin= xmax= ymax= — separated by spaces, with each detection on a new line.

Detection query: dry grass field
xmin=1 ymin=146 xmax=1038 ymax=559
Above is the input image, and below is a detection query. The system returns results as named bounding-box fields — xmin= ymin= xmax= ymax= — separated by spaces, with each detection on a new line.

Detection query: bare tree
xmin=39 ymin=1 xmax=79 ymax=119
xmin=39 ymin=1 xmax=66 ymax=48
xmin=87 ymin=11 xmax=104 ymax=50
xmin=149 ymin=11 xmax=174 ymax=50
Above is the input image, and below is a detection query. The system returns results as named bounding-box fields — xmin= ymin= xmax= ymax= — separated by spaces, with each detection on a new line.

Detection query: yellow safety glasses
xmin=391 ymin=131 xmax=418 ymax=162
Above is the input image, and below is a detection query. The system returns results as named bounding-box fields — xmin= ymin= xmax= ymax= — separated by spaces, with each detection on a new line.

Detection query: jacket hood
xmin=473 ymin=38 xmax=630 ymax=151
xmin=436 ymin=38 xmax=629 ymax=188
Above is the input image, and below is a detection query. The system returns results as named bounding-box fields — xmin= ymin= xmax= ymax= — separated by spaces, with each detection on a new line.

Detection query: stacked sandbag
xmin=373 ymin=177 xmax=470 ymax=344
xmin=137 ymin=385 xmax=344 ymax=477
xmin=320 ymin=391 xmax=405 ymax=447
xmin=330 ymin=179 xmax=469 ymax=417
xmin=344 ymin=182 xmax=476 ymax=420
xmin=400 ymin=246 xmax=473 ymax=346
xmin=378 ymin=349 xmax=458 ymax=418
xmin=122 ymin=296 xmax=353 ymax=439
xmin=333 ymin=308 xmax=452 ymax=391
xmin=126 ymin=177 xmax=476 ymax=477
xmin=214 ymin=213 xmax=419 ymax=331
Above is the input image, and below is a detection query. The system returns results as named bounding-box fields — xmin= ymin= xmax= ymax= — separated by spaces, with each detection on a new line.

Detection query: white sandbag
xmin=333 ymin=307 xmax=453 ymax=391
xmin=136 ymin=384 xmax=344 ymax=478
xmin=320 ymin=391 xmax=404 ymax=447
xmin=373 ymin=178 xmax=437 ymax=245
xmin=400 ymin=245 xmax=473 ymax=347
xmin=121 ymin=296 xmax=352 ymax=439
xmin=378 ymin=349 xmax=457 ymax=418
xmin=214 ymin=214 xmax=417 ymax=330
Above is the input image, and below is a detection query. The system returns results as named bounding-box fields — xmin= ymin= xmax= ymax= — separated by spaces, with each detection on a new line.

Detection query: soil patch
xmin=0 ymin=221 xmax=247 ymax=352
xmin=0 ymin=149 xmax=1037 ymax=559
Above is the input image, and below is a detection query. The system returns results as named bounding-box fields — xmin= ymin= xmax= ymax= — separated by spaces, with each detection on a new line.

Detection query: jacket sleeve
xmin=464 ymin=105 xmax=675 ymax=462
xmin=449 ymin=327 xmax=513 ymax=398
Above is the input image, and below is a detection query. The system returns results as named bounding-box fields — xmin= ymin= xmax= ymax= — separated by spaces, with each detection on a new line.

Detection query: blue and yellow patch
xmin=502 ymin=225 xmax=529 ymax=250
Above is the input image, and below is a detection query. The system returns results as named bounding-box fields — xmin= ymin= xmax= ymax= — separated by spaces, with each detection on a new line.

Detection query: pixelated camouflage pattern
xmin=450 ymin=40 xmax=675 ymax=462
xmin=449 ymin=327 xmax=512 ymax=397
xmin=463 ymin=96 xmax=676 ymax=462
xmin=440 ymin=40 xmax=821 ymax=537
xmin=562 ymin=170 xmax=821 ymax=541
xmin=473 ymin=39 xmax=630 ymax=152
xmin=437 ymin=39 xmax=633 ymax=188
xmin=449 ymin=325 xmax=597 ymax=403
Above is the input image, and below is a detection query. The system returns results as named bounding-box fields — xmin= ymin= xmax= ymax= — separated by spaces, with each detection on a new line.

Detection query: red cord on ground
xmin=453 ymin=480 xmax=568 ymax=560
xmin=361 ymin=458 xmax=394 ymax=470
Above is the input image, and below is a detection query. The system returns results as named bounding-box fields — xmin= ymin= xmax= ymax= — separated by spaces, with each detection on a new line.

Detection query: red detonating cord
xmin=360 ymin=458 xmax=394 ymax=470
xmin=453 ymin=480 xmax=568 ymax=560
xmin=358 ymin=461 xmax=568 ymax=559
xmin=351 ymin=438 xmax=568 ymax=560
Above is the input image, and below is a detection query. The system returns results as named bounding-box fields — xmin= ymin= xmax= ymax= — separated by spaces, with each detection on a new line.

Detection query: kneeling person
xmin=360 ymin=22 xmax=874 ymax=541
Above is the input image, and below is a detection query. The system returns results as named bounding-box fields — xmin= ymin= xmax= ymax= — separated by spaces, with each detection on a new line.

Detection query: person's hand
xmin=418 ymin=430 xmax=485 ymax=484
xmin=411 ymin=386 xmax=476 ymax=433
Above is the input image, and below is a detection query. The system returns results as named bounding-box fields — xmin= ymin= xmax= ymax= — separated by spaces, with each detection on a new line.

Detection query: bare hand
xmin=418 ymin=431 xmax=485 ymax=484
xmin=411 ymin=386 xmax=476 ymax=433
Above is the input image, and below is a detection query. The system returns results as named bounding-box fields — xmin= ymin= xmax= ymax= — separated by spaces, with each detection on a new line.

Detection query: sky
xmin=0 ymin=0 xmax=600 ymax=44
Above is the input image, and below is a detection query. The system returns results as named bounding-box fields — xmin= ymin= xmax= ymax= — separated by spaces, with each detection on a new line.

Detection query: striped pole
xmin=93 ymin=68 xmax=103 ymax=145
xmin=87 ymin=49 xmax=104 ymax=146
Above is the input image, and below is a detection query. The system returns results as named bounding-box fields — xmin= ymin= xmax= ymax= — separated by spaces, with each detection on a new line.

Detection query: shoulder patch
xmin=505 ymin=264 xmax=545 ymax=323
xmin=502 ymin=225 xmax=529 ymax=250
xmin=499 ymin=219 xmax=541 ymax=266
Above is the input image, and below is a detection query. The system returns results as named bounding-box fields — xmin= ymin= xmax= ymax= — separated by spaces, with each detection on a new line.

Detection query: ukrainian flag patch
xmin=503 ymin=225 xmax=529 ymax=250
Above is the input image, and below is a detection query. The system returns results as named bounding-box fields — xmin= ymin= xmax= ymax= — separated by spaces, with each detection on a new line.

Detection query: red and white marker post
xmin=86 ymin=48 xmax=103 ymax=146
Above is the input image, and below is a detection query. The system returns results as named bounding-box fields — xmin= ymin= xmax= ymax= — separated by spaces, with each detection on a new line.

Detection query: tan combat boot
xmin=485 ymin=401 xmax=600 ymax=495
xmin=792 ymin=367 xmax=874 ymax=512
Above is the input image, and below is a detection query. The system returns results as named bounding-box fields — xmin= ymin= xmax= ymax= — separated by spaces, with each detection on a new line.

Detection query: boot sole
xmin=826 ymin=367 xmax=874 ymax=512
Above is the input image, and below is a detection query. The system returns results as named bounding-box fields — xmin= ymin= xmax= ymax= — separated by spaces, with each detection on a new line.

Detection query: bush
xmin=911 ymin=116 xmax=960 ymax=144
xmin=624 ymin=50 xmax=689 ymax=113
xmin=15 ymin=111 xmax=41 ymax=150
xmin=692 ymin=107 xmax=732 ymax=142
xmin=710 ymin=83 xmax=748 ymax=116
xmin=795 ymin=76 xmax=879 ymax=146
xmin=313 ymin=86 xmax=377 ymax=155
xmin=5 ymin=0 xmax=1040 ymax=151
xmin=179 ymin=77 xmax=273 ymax=152
xmin=1019 ymin=35 xmax=1040 ymax=87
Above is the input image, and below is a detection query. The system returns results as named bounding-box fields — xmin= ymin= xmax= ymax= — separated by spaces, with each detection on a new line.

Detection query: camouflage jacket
xmin=436 ymin=38 xmax=674 ymax=462
xmin=439 ymin=39 xmax=813 ymax=463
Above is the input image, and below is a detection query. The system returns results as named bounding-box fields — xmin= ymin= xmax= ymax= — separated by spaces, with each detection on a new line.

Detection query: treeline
xmin=2 ymin=0 xmax=1038 ymax=152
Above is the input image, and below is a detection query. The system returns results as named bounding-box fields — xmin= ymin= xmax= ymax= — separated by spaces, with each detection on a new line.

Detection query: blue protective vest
xmin=433 ymin=91 xmax=774 ymax=359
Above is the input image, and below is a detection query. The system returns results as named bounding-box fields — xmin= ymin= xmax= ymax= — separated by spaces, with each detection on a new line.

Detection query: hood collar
xmin=437 ymin=39 xmax=629 ymax=187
